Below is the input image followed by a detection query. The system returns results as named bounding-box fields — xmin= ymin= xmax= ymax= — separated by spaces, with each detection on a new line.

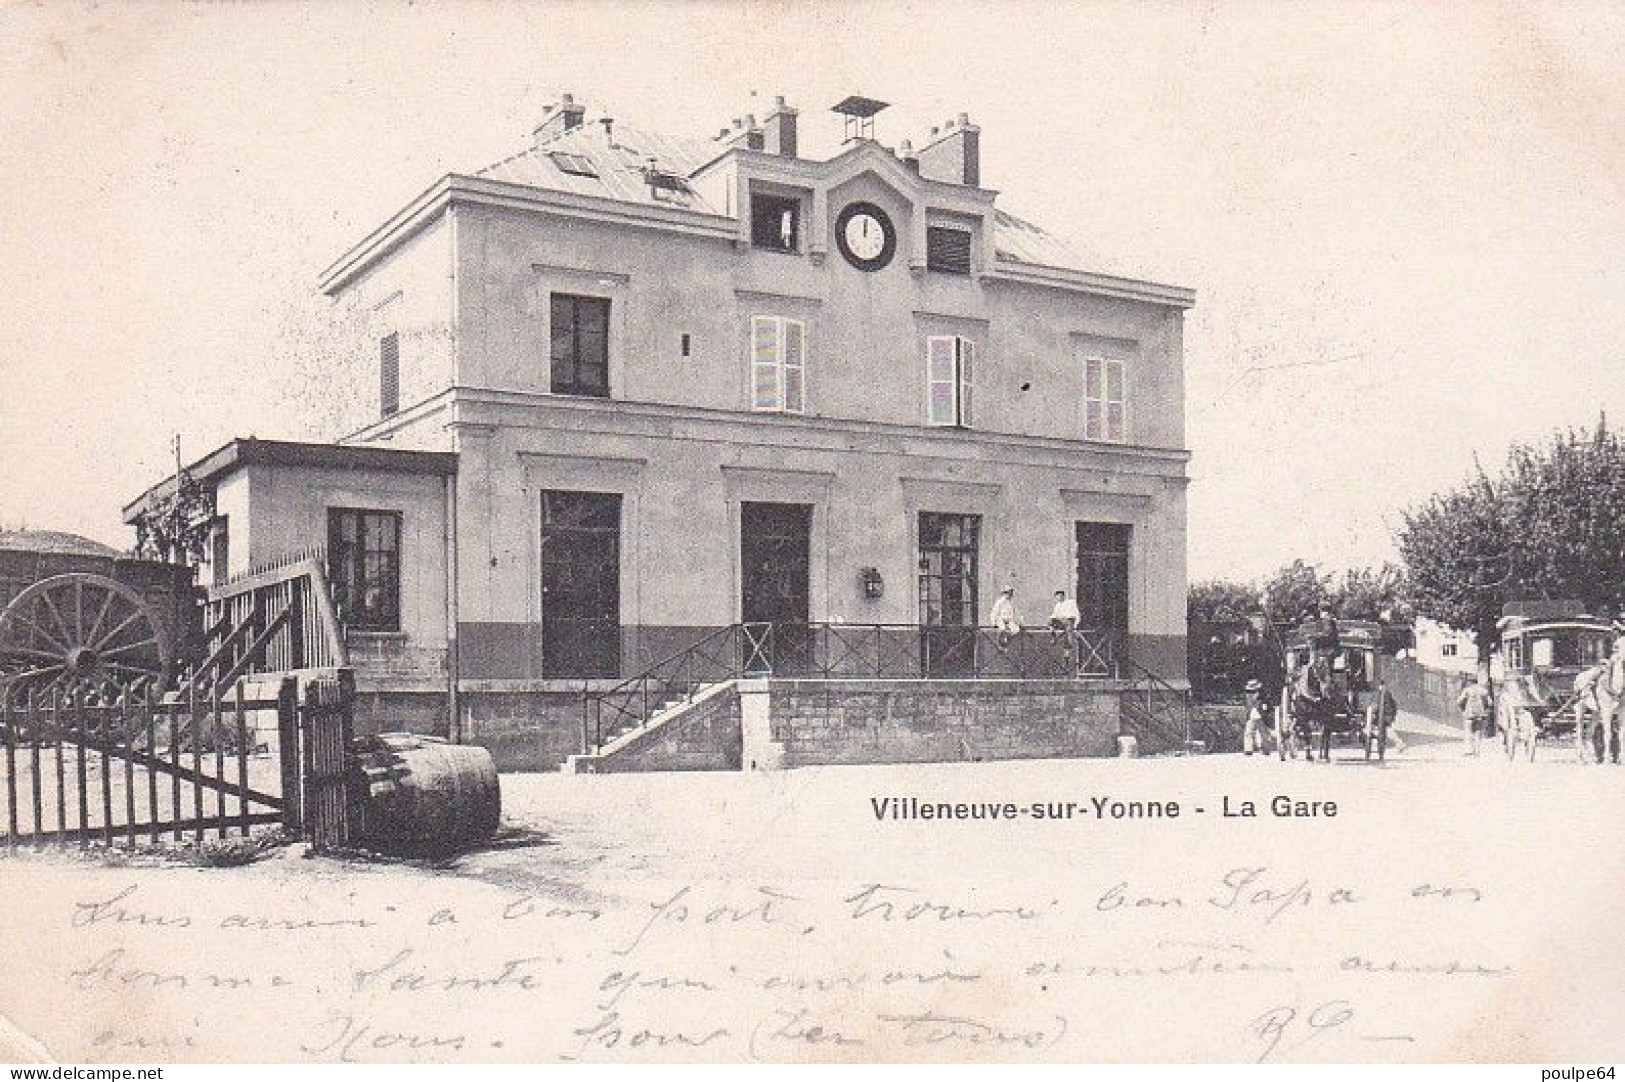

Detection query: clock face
xmin=835 ymin=202 xmax=896 ymax=271
xmin=844 ymin=213 xmax=885 ymax=260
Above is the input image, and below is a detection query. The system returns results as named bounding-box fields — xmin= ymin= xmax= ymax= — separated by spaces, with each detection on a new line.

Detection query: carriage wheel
xmin=0 ymin=573 xmax=173 ymax=697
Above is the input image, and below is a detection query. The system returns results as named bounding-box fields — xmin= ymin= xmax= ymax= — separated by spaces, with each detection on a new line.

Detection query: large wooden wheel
xmin=0 ymin=573 xmax=173 ymax=695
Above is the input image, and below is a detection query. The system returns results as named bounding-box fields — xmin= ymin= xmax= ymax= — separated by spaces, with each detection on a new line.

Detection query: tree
xmin=130 ymin=470 xmax=215 ymax=566
xmin=1502 ymin=418 xmax=1625 ymax=616
xmin=1188 ymin=579 xmax=1262 ymax=623
xmin=1262 ymin=559 xmax=1331 ymax=627
xmin=1332 ymin=562 xmax=1409 ymax=621
xmin=1397 ymin=415 xmax=1625 ymax=661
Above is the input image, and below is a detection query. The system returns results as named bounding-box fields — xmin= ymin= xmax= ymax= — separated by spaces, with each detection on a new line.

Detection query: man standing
xmin=990 ymin=586 xmax=1021 ymax=653
xmin=1243 ymin=678 xmax=1272 ymax=756
xmin=1456 ymin=675 xmax=1492 ymax=756
xmin=1048 ymin=589 xmax=1081 ymax=655
xmin=1606 ymin=637 xmax=1625 ymax=765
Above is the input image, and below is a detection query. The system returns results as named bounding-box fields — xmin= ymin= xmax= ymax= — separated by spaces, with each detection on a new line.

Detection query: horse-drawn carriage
xmin=1491 ymin=601 xmax=1614 ymax=761
xmin=1275 ymin=618 xmax=1394 ymax=762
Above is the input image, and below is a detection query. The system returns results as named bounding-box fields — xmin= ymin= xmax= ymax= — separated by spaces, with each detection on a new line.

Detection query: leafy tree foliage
xmin=131 ymin=470 xmax=214 ymax=566
xmin=1187 ymin=579 xmax=1263 ymax=622
xmin=1333 ymin=562 xmax=1410 ymax=621
xmin=1261 ymin=559 xmax=1332 ymax=626
xmin=1398 ymin=417 xmax=1625 ymax=659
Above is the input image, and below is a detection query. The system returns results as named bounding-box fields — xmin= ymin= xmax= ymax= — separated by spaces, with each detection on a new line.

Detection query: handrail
xmin=196 ymin=555 xmax=347 ymax=690
xmin=1119 ymin=654 xmax=1193 ymax=752
xmin=582 ymin=623 xmax=767 ymax=754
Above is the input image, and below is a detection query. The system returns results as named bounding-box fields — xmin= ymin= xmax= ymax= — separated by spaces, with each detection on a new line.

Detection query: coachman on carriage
xmin=1276 ymin=617 xmax=1394 ymax=762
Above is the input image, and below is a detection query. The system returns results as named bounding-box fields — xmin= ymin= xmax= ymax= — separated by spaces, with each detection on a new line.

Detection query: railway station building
xmin=126 ymin=94 xmax=1196 ymax=768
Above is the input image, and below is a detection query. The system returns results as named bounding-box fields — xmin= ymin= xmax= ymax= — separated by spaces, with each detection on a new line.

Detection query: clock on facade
xmin=834 ymin=201 xmax=897 ymax=271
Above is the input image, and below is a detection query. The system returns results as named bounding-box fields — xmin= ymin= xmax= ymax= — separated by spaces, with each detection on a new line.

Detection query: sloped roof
xmin=474 ymin=118 xmax=1092 ymax=274
xmin=475 ymin=122 xmax=723 ymax=213
xmin=991 ymin=208 xmax=1088 ymax=270
xmin=0 ymin=530 xmax=122 ymax=558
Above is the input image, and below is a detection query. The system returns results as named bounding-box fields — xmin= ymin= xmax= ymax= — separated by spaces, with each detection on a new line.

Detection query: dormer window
xmin=645 ymin=166 xmax=692 ymax=205
xmin=751 ymin=193 xmax=800 ymax=253
xmin=549 ymin=151 xmax=598 ymax=178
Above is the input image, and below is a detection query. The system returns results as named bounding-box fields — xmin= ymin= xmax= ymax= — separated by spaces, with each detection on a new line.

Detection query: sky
xmin=1 ymin=0 xmax=1623 ymax=583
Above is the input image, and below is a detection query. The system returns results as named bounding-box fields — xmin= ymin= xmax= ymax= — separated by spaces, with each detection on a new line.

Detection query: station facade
xmin=129 ymin=94 xmax=1195 ymax=761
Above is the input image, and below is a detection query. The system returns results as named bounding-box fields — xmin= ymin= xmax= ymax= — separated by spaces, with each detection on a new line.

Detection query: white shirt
xmin=1051 ymin=598 xmax=1081 ymax=623
xmin=989 ymin=595 xmax=1019 ymax=629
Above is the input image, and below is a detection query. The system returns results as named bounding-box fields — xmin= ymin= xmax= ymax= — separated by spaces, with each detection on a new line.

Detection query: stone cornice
xmin=450 ymin=386 xmax=1190 ymax=476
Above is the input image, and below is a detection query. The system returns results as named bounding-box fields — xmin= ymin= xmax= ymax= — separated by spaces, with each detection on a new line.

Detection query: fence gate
xmin=1 ymin=679 xmax=290 ymax=848
xmin=2 ymin=668 xmax=358 ymax=852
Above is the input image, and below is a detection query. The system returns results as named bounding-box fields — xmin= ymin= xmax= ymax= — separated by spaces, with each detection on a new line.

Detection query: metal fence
xmin=582 ymin=621 xmax=1128 ymax=754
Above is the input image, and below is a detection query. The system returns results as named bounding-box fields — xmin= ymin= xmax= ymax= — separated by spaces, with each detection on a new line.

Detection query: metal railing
xmin=582 ymin=623 xmax=772 ymax=753
xmin=580 ymin=621 xmax=1125 ymax=754
xmin=761 ymin=623 xmax=1119 ymax=681
xmin=1119 ymin=655 xmax=1193 ymax=753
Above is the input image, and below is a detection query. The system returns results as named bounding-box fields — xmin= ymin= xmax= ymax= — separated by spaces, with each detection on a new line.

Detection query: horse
xmin=1581 ymin=658 xmax=1624 ymax=764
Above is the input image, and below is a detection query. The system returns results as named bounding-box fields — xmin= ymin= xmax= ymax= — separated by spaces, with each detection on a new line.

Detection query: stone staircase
xmin=565 ymin=680 xmax=740 ymax=773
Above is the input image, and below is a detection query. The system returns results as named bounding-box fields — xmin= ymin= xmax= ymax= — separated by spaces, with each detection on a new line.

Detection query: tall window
xmin=1083 ymin=352 xmax=1126 ymax=442
xmin=926 ymin=335 xmax=975 ymax=427
xmin=327 ymin=509 xmax=402 ymax=632
xmin=379 ymin=332 xmax=400 ymax=418
xmin=917 ymin=512 xmax=980 ymax=627
xmin=750 ymin=193 xmax=800 ymax=252
xmin=550 ymin=293 xmax=610 ymax=397
xmin=751 ymin=316 xmax=806 ymax=413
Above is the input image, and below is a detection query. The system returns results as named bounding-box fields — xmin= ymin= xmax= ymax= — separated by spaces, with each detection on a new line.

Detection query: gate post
xmin=276 ymin=676 xmax=301 ymax=835
xmin=299 ymin=668 xmax=355 ymax=852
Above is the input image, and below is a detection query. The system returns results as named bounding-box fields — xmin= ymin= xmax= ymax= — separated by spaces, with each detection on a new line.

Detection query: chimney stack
xmin=712 ymin=111 xmax=765 ymax=152
xmin=916 ymin=111 xmax=980 ymax=187
xmin=533 ymin=92 xmax=586 ymax=147
xmin=762 ymin=95 xmax=799 ymax=158
xmin=898 ymin=139 xmax=919 ymax=174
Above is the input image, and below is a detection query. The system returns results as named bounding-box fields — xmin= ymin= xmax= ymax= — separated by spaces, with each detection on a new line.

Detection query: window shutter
xmin=926 ymin=336 xmax=957 ymax=425
xmin=1083 ymin=355 xmax=1103 ymax=439
xmin=751 ymin=316 xmax=782 ymax=410
xmin=1106 ymin=358 xmax=1125 ymax=441
xmin=379 ymin=332 xmax=400 ymax=418
xmin=783 ymin=319 xmax=806 ymax=413
xmin=957 ymin=338 xmax=975 ymax=427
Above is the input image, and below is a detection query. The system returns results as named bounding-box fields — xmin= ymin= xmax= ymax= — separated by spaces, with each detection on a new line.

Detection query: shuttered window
xmin=379 ymin=332 xmax=399 ymax=418
xmin=750 ymin=316 xmax=806 ymax=413
xmin=926 ymin=335 xmax=975 ymax=427
xmin=1083 ymin=353 xmax=1127 ymax=442
xmin=926 ymin=227 xmax=973 ymax=275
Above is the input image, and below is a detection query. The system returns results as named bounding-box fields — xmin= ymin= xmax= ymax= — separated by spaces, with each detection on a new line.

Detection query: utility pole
xmin=172 ymin=433 xmax=183 ymax=565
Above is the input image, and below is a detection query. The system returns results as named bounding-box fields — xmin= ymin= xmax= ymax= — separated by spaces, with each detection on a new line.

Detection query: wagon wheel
xmin=0 ymin=573 xmax=173 ymax=698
